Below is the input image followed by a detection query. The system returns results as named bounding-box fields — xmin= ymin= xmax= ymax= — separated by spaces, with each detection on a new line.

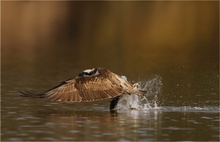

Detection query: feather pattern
xmin=44 ymin=68 xmax=126 ymax=102
xmin=38 ymin=68 xmax=146 ymax=103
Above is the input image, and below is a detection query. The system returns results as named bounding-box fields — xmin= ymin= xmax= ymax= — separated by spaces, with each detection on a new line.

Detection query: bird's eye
xmin=85 ymin=72 xmax=91 ymax=75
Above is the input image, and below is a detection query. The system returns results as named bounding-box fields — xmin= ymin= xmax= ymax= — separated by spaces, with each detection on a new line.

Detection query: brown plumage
xmin=19 ymin=67 xmax=146 ymax=111
xmin=43 ymin=67 xmax=145 ymax=102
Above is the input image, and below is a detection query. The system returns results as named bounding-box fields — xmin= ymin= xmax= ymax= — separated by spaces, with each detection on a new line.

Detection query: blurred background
xmin=1 ymin=1 xmax=219 ymax=141
xmin=2 ymin=1 xmax=219 ymax=105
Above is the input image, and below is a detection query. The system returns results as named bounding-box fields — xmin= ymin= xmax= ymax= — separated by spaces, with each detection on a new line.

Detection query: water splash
xmin=116 ymin=75 xmax=163 ymax=111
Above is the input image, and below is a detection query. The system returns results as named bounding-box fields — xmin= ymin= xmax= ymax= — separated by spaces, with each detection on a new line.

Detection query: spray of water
xmin=116 ymin=75 xmax=163 ymax=111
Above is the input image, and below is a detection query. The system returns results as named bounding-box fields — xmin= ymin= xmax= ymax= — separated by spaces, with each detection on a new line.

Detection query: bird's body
xmin=20 ymin=67 xmax=146 ymax=110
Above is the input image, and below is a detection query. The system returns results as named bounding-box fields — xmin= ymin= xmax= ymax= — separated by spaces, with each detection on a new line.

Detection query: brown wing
xmin=44 ymin=76 xmax=123 ymax=102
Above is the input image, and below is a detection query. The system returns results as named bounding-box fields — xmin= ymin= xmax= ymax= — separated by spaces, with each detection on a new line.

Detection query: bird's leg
xmin=109 ymin=96 xmax=121 ymax=111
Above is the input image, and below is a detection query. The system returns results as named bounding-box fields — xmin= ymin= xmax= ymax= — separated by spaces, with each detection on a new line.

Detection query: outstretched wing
xmin=44 ymin=76 xmax=123 ymax=102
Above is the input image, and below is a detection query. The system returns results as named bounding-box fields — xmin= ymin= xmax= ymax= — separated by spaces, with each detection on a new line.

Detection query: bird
xmin=20 ymin=67 xmax=146 ymax=111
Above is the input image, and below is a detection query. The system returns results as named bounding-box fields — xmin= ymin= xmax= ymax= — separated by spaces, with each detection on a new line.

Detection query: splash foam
xmin=116 ymin=75 xmax=163 ymax=111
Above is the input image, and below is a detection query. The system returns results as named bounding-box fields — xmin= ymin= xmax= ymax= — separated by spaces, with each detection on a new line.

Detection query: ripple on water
xmin=8 ymin=138 xmax=23 ymax=141
xmin=61 ymin=137 xmax=74 ymax=140
xmin=201 ymin=116 xmax=213 ymax=120
xmin=162 ymin=127 xmax=195 ymax=130
xmin=17 ymin=133 xmax=29 ymax=136
xmin=14 ymin=115 xmax=42 ymax=121
xmin=69 ymin=130 xmax=80 ymax=133
xmin=45 ymin=122 xmax=56 ymax=126
xmin=41 ymin=137 xmax=57 ymax=141
xmin=187 ymin=120 xmax=202 ymax=124
xmin=7 ymin=112 xmax=17 ymax=115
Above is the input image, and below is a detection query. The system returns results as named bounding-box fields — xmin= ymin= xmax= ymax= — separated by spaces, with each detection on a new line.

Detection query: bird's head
xmin=78 ymin=68 xmax=99 ymax=77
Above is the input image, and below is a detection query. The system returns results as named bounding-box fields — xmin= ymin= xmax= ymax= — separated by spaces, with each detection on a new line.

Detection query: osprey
xmin=20 ymin=67 xmax=146 ymax=111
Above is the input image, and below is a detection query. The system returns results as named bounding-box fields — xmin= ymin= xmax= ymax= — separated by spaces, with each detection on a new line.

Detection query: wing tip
xmin=19 ymin=90 xmax=45 ymax=98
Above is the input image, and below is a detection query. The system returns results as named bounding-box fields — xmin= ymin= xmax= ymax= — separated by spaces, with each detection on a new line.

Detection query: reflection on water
xmin=46 ymin=110 xmax=162 ymax=141
xmin=1 ymin=90 xmax=219 ymax=141
xmin=2 ymin=1 xmax=219 ymax=141
xmin=2 ymin=97 xmax=219 ymax=141
xmin=41 ymin=107 xmax=220 ymax=141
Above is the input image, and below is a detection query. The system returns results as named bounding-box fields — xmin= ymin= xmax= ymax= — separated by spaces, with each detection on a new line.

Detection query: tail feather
xmin=19 ymin=90 xmax=45 ymax=98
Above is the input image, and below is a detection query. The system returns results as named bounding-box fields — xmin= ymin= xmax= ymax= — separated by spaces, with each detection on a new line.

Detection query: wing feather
xmin=45 ymin=75 xmax=123 ymax=102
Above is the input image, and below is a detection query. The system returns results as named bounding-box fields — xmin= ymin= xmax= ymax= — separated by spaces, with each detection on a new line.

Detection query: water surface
xmin=2 ymin=1 xmax=219 ymax=141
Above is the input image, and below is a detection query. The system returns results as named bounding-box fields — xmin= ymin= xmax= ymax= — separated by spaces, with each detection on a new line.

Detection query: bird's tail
xmin=19 ymin=90 xmax=45 ymax=98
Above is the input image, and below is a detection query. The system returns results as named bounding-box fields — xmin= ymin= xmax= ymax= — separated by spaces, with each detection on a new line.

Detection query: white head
xmin=79 ymin=68 xmax=99 ymax=77
xmin=83 ymin=68 xmax=95 ymax=73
